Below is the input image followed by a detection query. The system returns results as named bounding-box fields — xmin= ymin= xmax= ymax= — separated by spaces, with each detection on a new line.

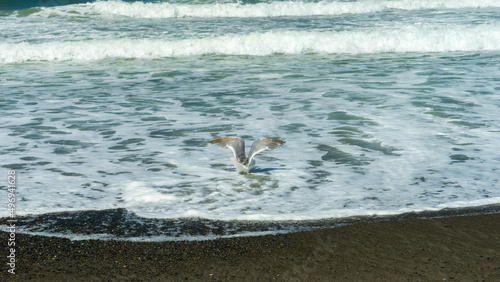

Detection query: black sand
xmin=2 ymin=212 xmax=499 ymax=281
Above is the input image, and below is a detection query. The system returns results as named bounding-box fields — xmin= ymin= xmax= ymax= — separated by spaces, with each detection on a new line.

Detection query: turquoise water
xmin=1 ymin=0 xmax=500 ymax=239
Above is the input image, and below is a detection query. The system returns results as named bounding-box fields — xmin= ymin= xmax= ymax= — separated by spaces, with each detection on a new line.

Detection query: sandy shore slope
xmin=1 ymin=213 xmax=499 ymax=281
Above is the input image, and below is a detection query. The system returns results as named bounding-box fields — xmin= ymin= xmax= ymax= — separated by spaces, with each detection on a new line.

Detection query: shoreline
xmin=2 ymin=204 xmax=500 ymax=241
xmin=1 ymin=211 xmax=499 ymax=281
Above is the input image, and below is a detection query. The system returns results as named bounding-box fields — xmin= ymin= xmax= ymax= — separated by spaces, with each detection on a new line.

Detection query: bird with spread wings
xmin=208 ymin=137 xmax=285 ymax=173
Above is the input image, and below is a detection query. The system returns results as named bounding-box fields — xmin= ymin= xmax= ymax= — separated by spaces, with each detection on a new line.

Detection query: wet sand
xmin=1 ymin=213 xmax=499 ymax=281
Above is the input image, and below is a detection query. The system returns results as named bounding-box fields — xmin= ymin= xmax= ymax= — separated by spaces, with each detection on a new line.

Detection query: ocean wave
xmin=33 ymin=0 xmax=500 ymax=19
xmin=2 ymin=25 xmax=500 ymax=63
xmin=0 ymin=0 xmax=89 ymax=11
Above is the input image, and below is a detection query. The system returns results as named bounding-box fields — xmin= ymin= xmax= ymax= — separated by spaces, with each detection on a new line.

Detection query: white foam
xmin=3 ymin=77 xmax=500 ymax=220
xmin=2 ymin=24 xmax=500 ymax=63
xmin=48 ymin=0 xmax=500 ymax=19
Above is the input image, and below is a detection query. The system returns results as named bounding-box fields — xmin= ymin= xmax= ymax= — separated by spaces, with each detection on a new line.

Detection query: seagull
xmin=208 ymin=137 xmax=285 ymax=174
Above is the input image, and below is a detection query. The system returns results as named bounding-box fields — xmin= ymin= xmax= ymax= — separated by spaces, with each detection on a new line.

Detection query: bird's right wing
xmin=208 ymin=137 xmax=245 ymax=160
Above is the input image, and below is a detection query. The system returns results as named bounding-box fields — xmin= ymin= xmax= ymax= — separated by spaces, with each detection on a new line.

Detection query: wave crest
xmin=2 ymin=26 xmax=500 ymax=63
xmin=32 ymin=0 xmax=500 ymax=19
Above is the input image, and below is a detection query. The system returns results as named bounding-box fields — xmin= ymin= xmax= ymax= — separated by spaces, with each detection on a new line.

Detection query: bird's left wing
xmin=247 ymin=138 xmax=285 ymax=163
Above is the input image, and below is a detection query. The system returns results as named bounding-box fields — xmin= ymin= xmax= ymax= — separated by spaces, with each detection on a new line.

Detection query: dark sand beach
xmin=2 ymin=212 xmax=499 ymax=281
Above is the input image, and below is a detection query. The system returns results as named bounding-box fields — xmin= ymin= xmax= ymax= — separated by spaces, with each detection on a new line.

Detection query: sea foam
xmin=2 ymin=25 xmax=500 ymax=63
xmin=75 ymin=0 xmax=500 ymax=19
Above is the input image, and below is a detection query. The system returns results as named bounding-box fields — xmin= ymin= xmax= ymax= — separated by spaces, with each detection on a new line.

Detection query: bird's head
xmin=240 ymin=157 xmax=248 ymax=165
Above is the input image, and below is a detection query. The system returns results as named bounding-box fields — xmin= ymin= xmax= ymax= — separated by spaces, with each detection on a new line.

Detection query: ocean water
xmin=1 ymin=0 xmax=500 ymax=240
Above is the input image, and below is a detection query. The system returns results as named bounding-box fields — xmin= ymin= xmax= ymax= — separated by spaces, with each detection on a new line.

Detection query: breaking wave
xmin=2 ymin=25 xmax=500 ymax=63
xmin=27 ymin=0 xmax=500 ymax=19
